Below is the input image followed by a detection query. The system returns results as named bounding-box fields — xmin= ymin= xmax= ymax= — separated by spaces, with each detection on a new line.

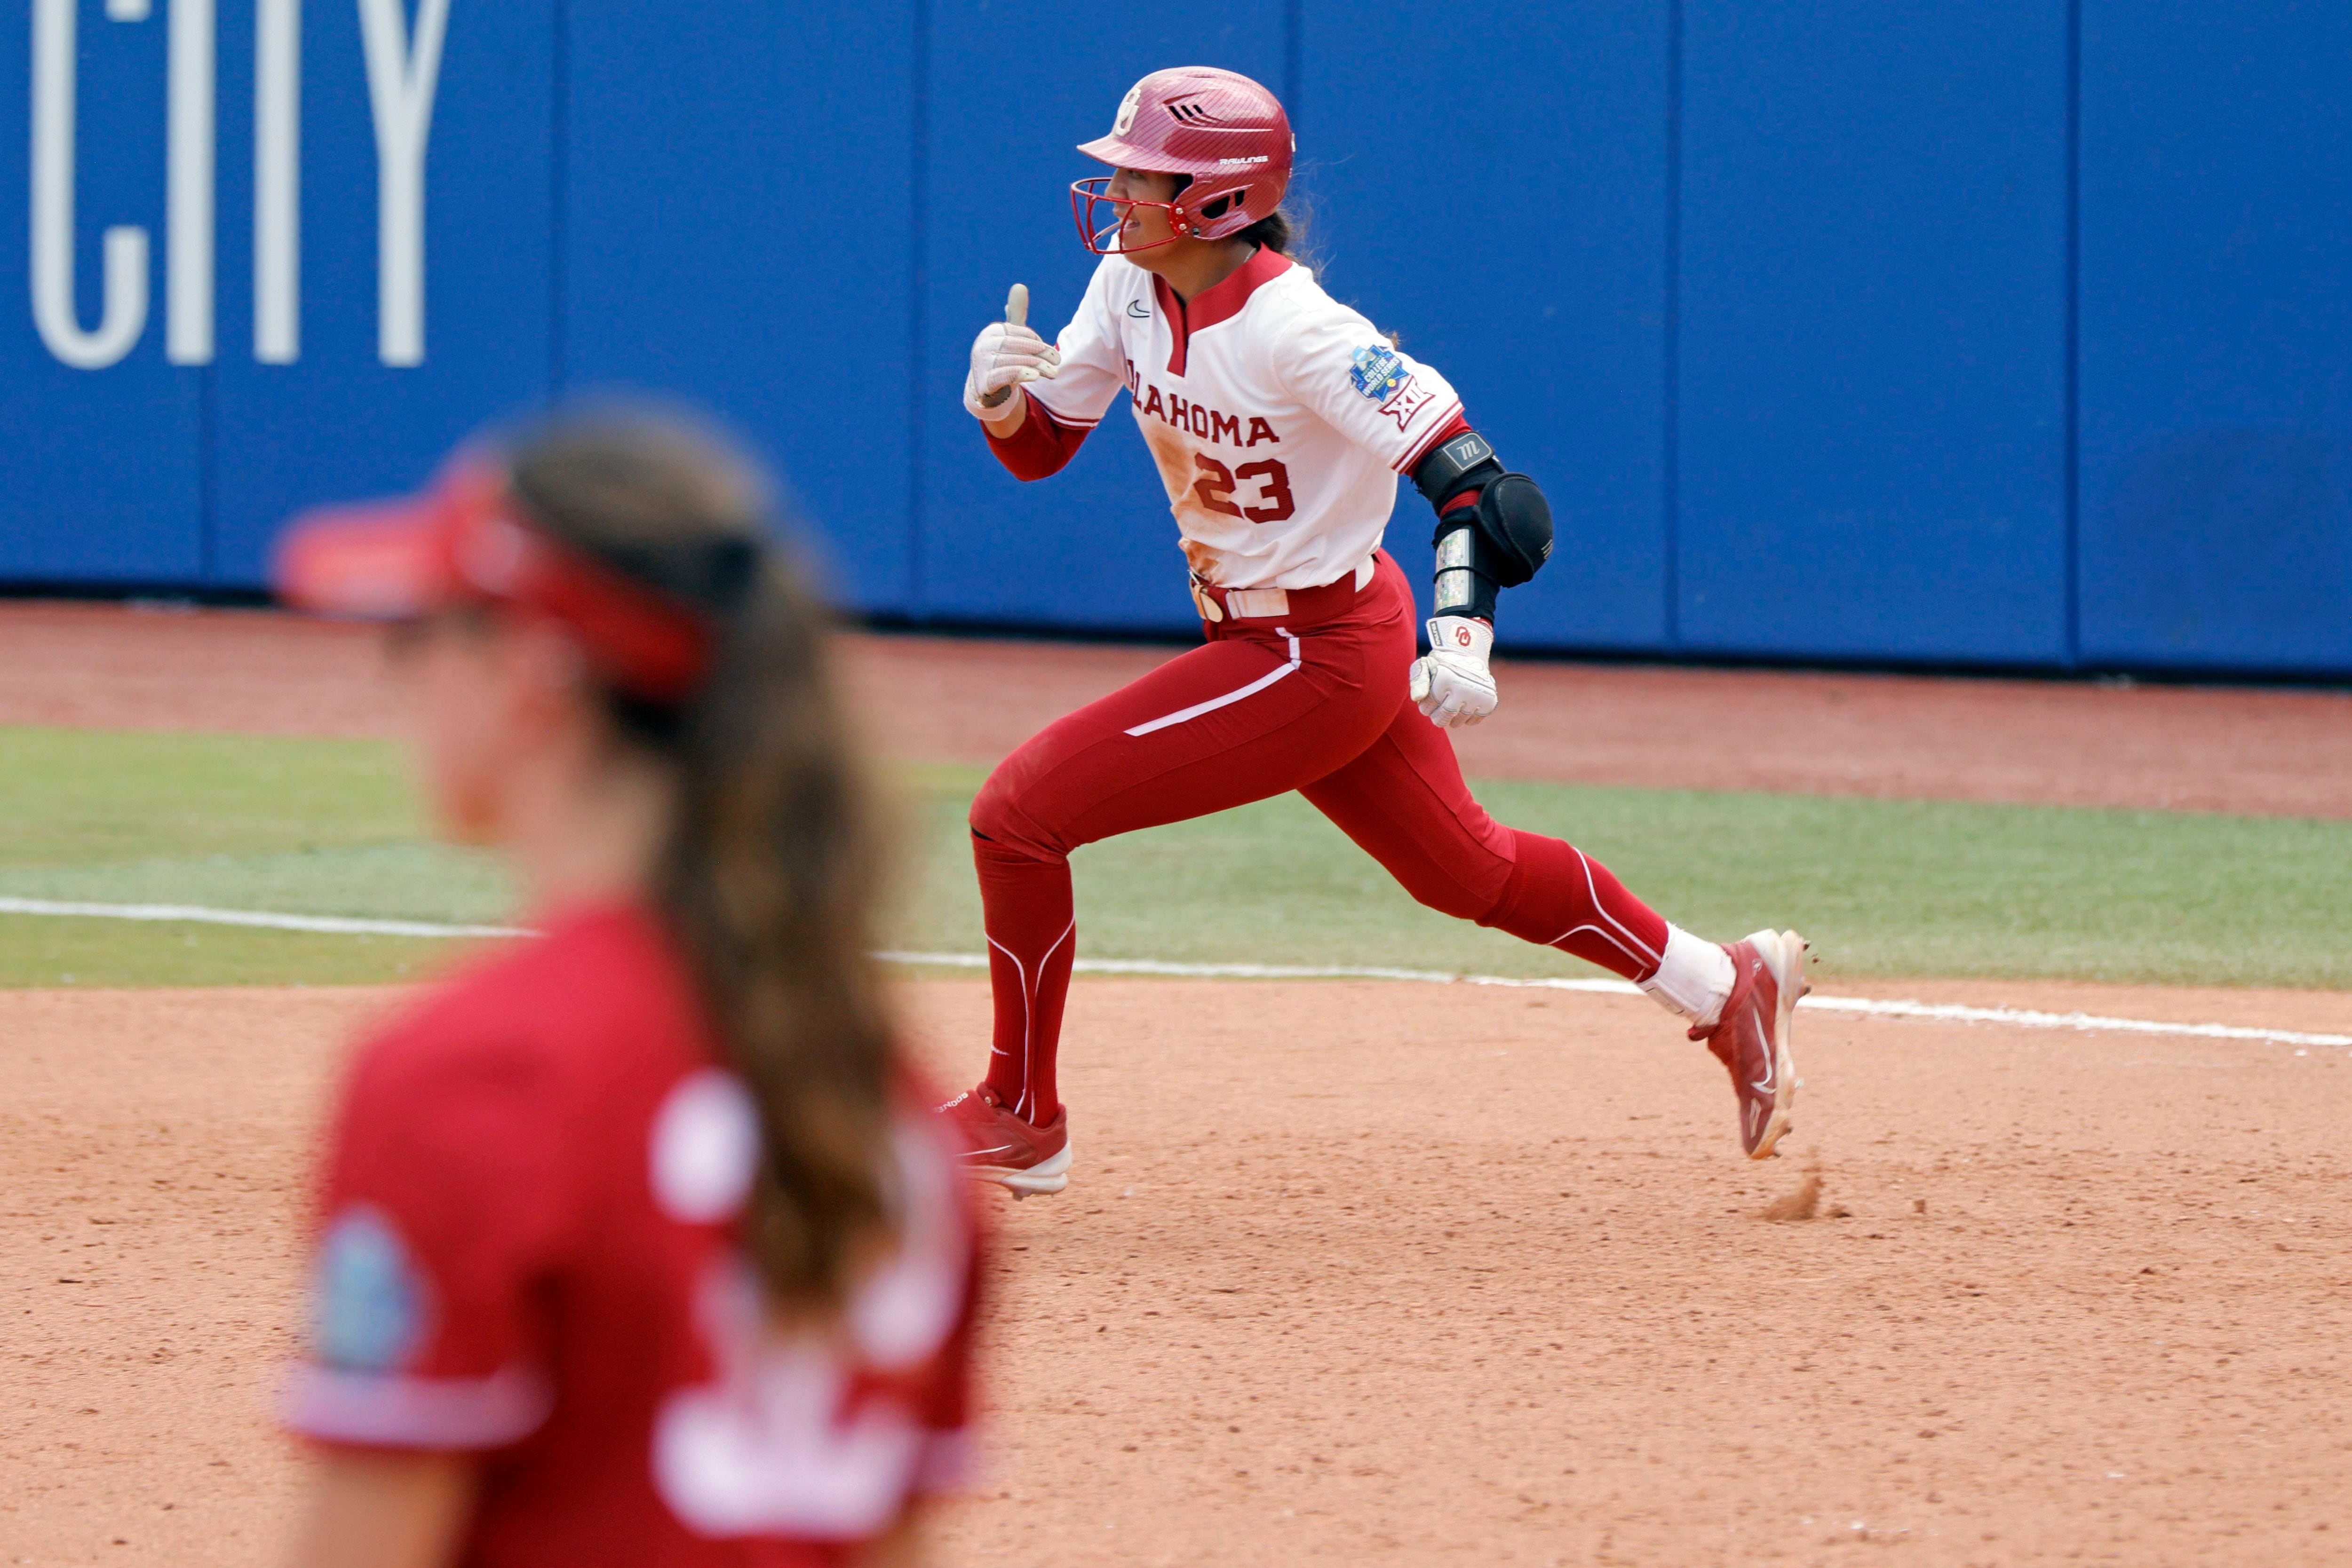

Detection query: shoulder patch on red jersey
xmin=310 ymin=1204 xmax=431 ymax=1373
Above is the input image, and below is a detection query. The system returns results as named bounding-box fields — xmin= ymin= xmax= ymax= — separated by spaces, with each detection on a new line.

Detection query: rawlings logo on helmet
xmin=1112 ymin=83 xmax=1141 ymax=136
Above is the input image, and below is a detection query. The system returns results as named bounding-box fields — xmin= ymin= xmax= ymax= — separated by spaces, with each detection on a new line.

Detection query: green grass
xmin=887 ymin=765 xmax=2352 ymax=991
xmin=0 ymin=728 xmax=2346 ymax=990
xmin=0 ymin=728 xmax=425 ymax=863
xmin=0 ymin=916 xmax=466 ymax=989
xmin=0 ymin=729 xmax=513 ymax=986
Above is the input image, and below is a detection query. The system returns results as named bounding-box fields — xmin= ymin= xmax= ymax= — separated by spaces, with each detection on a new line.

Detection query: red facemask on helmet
xmin=1071 ymin=66 xmax=1295 ymax=256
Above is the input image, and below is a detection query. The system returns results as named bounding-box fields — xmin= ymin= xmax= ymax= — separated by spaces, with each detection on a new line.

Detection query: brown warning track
xmin=3 ymin=979 xmax=2346 ymax=1565
xmin=1 ymin=602 xmax=2346 ymax=816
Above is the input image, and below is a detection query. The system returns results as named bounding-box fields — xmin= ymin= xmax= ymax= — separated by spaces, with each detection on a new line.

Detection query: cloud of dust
xmin=1762 ymin=1164 xmax=1851 ymax=1222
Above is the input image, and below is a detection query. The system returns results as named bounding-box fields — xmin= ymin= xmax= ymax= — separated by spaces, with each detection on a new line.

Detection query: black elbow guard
xmin=1462 ymin=475 xmax=1554 ymax=587
xmin=1413 ymin=432 xmax=1554 ymax=621
xmin=1413 ymin=430 xmax=1504 ymax=511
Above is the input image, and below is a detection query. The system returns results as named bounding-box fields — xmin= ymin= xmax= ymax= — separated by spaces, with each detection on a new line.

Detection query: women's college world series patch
xmin=1348 ymin=343 xmax=1408 ymax=400
xmin=1350 ymin=343 xmax=1434 ymax=431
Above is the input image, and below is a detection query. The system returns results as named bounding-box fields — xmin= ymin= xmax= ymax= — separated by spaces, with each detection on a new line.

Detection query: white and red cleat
xmin=1690 ymin=929 xmax=1808 ymax=1159
xmin=939 ymin=1083 xmax=1072 ymax=1198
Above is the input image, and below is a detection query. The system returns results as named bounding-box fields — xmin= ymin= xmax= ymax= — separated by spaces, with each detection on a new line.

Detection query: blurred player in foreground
xmin=271 ymin=415 xmax=977 ymax=1567
xmin=947 ymin=66 xmax=1809 ymax=1196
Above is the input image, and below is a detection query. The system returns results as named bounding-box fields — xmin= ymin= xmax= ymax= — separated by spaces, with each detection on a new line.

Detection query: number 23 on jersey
xmin=1192 ymin=454 xmax=1296 ymax=523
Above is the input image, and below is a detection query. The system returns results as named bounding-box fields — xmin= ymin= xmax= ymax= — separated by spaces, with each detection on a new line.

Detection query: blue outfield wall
xmin=2 ymin=0 xmax=200 ymax=582
xmin=1306 ymin=0 xmax=1674 ymax=652
xmin=563 ymin=1 xmax=919 ymax=616
xmin=1 ymin=1 xmax=2344 ymax=676
xmin=2076 ymin=0 xmax=2352 ymax=675
xmin=209 ymin=0 xmax=555 ymax=586
xmin=1677 ymin=0 xmax=2071 ymax=664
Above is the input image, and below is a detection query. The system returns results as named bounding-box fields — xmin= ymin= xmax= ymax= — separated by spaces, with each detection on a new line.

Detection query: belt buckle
xmin=1226 ymin=586 xmax=1290 ymax=619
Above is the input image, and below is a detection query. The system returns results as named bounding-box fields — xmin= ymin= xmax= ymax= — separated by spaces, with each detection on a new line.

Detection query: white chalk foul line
xmin=876 ymin=950 xmax=2352 ymax=1049
xmin=0 ymin=896 xmax=529 ymax=941
xmin=1795 ymin=993 xmax=2350 ymax=1048
xmin=0 ymin=899 xmax=2338 ymax=1049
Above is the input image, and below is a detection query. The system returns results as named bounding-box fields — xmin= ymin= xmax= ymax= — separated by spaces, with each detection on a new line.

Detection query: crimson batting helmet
xmin=1071 ymin=67 xmax=1294 ymax=255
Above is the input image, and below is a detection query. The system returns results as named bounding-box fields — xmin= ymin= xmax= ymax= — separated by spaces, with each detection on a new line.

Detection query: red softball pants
xmin=969 ymin=551 xmax=1670 ymax=1124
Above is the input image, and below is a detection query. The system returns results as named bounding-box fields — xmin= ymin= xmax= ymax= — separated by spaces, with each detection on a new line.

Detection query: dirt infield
xmin=3 ymin=977 xmax=2346 ymax=1566
xmin=2 ymin=601 xmax=2346 ymax=1563
xmin=3 ymin=602 xmax=2346 ymax=816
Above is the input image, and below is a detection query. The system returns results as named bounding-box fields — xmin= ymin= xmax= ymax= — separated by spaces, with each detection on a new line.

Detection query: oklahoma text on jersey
xmin=1026 ymin=245 xmax=1463 ymax=592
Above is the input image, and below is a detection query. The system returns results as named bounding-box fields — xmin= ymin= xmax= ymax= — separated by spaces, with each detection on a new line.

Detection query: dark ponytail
xmin=509 ymin=416 xmax=898 ymax=1311
xmin=1238 ymin=208 xmax=1294 ymax=254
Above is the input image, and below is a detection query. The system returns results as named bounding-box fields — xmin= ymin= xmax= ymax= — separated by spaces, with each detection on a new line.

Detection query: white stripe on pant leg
xmin=1124 ymin=629 xmax=1303 ymax=737
xmin=1544 ymin=921 xmax=1656 ymax=976
xmin=1019 ymin=918 xmax=1073 ymax=1121
xmin=985 ymin=936 xmax=1025 ymax=1068
xmin=1546 ymin=847 xmax=1663 ymax=970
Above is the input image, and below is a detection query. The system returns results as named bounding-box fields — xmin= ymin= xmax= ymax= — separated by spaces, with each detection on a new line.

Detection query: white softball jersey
xmin=1025 ymin=246 xmax=1464 ymax=591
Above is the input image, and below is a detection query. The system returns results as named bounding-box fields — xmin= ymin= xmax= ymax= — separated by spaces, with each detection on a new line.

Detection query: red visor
xmin=273 ymin=460 xmax=716 ymax=704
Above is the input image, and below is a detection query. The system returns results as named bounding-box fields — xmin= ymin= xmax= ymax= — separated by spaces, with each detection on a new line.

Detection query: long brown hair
xmin=1238 ymin=208 xmax=1295 ymax=253
xmin=508 ymin=412 xmax=898 ymax=1309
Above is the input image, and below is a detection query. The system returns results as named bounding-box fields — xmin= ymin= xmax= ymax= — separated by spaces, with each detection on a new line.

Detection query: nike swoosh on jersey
xmin=1126 ymin=299 xmax=1152 ymax=318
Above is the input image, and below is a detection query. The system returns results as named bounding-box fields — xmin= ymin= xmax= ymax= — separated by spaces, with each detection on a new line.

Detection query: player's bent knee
xmin=966 ymin=769 xmax=1025 ymax=848
xmin=1383 ymin=863 xmax=1496 ymax=923
xmin=969 ymin=768 xmax=1067 ymax=863
xmin=1419 ymin=884 xmax=1496 ymax=922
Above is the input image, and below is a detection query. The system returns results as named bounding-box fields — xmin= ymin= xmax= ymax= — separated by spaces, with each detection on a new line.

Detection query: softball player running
xmin=945 ymin=67 xmax=1808 ymax=1196
xmin=272 ymin=417 xmax=976 ymax=1567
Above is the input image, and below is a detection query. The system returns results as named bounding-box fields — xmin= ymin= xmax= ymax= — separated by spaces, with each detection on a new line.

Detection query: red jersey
xmin=284 ymin=903 xmax=978 ymax=1566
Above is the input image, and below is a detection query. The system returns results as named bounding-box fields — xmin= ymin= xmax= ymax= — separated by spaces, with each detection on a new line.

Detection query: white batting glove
xmin=964 ymin=283 xmax=1060 ymax=421
xmin=1410 ymin=616 xmax=1499 ymax=729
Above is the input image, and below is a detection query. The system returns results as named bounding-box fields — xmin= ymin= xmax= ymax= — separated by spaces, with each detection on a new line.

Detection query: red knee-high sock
xmin=974 ymin=836 xmax=1077 ymax=1125
xmin=1480 ymin=831 xmax=1671 ymax=982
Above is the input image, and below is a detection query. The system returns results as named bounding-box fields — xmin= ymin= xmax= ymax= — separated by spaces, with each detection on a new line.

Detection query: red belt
xmin=1191 ymin=553 xmax=1378 ymax=629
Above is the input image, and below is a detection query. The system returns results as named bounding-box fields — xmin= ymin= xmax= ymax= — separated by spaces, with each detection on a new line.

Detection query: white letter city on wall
xmin=358 ymin=0 xmax=452 ymax=368
xmin=30 ymin=0 xmax=452 ymax=371
xmin=31 ymin=0 xmax=150 ymax=368
xmin=30 ymin=0 xmax=209 ymax=367
xmin=253 ymin=0 xmax=300 ymax=362
xmin=167 ymin=0 xmax=215 ymax=364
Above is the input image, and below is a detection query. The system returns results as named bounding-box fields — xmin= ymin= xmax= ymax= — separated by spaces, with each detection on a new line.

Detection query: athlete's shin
xmin=973 ymin=836 xmax=1078 ymax=1125
xmin=1481 ymin=832 xmax=1672 ymax=983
